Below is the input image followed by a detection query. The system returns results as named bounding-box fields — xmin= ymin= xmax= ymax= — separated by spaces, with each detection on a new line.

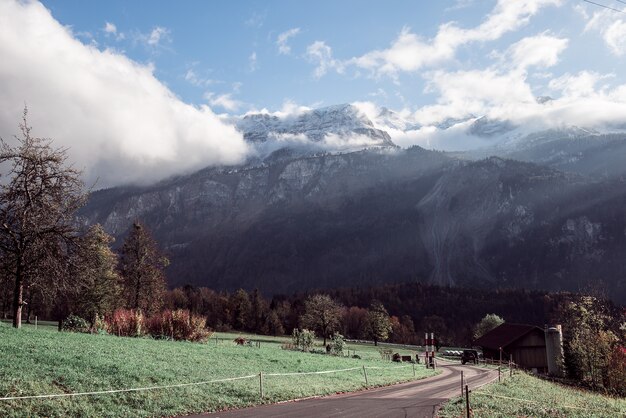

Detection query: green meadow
xmin=439 ymin=371 xmax=626 ymax=418
xmin=0 ymin=322 xmax=435 ymax=417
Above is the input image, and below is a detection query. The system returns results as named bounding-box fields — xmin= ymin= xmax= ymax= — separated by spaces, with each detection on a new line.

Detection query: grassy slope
xmin=0 ymin=323 xmax=435 ymax=417
xmin=439 ymin=371 xmax=626 ymax=418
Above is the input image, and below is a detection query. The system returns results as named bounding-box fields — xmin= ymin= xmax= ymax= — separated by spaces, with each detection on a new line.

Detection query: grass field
xmin=438 ymin=371 xmax=626 ymax=418
xmin=0 ymin=322 xmax=437 ymax=417
xmin=212 ymin=331 xmax=424 ymax=361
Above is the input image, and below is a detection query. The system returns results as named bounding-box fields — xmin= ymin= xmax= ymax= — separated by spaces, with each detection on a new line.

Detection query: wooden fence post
xmin=461 ymin=371 xmax=464 ymax=399
xmin=362 ymin=365 xmax=369 ymax=386
xmin=499 ymin=347 xmax=503 ymax=383
xmin=412 ymin=363 xmax=416 ymax=378
xmin=259 ymin=372 xmax=264 ymax=399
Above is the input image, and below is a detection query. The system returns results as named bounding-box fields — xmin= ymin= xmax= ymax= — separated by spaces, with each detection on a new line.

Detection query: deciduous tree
xmin=0 ymin=109 xmax=86 ymax=328
xmin=473 ymin=313 xmax=504 ymax=340
xmin=300 ymin=294 xmax=342 ymax=345
xmin=367 ymin=300 xmax=392 ymax=346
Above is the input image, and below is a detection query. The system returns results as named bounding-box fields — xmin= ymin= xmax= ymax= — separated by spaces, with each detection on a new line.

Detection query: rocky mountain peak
xmin=236 ymin=103 xmax=395 ymax=148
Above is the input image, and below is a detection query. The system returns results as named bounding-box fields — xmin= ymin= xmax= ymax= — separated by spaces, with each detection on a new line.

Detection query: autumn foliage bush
xmin=106 ymin=309 xmax=146 ymax=337
xmin=146 ymin=309 xmax=212 ymax=342
xmin=105 ymin=308 xmax=211 ymax=342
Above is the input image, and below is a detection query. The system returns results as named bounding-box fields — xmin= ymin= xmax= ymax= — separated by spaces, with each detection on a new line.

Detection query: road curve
xmin=192 ymin=363 xmax=498 ymax=418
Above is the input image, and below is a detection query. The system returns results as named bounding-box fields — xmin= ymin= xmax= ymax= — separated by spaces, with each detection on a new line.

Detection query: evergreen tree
xmin=264 ymin=310 xmax=284 ymax=336
xmin=229 ymin=288 xmax=251 ymax=331
xmin=249 ymin=288 xmax=268 ymax=333
xmin=119 ymin=221 xmax=169 ymax=314
xmin=75 ymin=224 xmax=122 ymax=326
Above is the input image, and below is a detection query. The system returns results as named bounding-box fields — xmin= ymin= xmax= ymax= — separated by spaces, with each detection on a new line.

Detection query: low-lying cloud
xmin=0 ymin=1 xmax=249 ymax=188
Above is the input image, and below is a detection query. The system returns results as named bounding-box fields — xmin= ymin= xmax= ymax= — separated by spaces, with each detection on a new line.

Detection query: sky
xmin=1 ymin=0 xmax=626 ymax=186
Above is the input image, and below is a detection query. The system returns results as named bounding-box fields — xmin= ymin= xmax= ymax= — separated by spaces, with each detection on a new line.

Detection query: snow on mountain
xmin=236 ymin=104 xmax=396 ymax=156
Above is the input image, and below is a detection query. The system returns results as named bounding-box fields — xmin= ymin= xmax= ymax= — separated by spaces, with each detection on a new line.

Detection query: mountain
xmin=461 ymin=127 xmax=626 ymax=179
xmin=79 ymin=104 xmax=626 ymax=304
xmin=237 ymin=103 xmax=395 ymax=149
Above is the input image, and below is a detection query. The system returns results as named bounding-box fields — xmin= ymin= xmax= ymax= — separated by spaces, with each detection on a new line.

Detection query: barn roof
xmin=474 ymin=323 xmax=544 ymax=350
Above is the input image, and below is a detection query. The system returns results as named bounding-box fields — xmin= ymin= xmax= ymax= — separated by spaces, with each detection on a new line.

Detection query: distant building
xmin=474 ymin=323 xmax=548 ymax=372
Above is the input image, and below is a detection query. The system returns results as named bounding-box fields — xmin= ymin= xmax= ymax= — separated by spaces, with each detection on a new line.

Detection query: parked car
xmin=461 ymin=349 xmax=479 ymax=364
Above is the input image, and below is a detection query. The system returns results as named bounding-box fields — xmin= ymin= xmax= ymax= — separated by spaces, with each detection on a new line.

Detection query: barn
xmin=474 ymin=323 xmax=548 ymax=372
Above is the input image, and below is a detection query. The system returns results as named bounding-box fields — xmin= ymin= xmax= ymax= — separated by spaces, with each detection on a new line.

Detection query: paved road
xmin=194 ymin=363 xmax=498 ymax=418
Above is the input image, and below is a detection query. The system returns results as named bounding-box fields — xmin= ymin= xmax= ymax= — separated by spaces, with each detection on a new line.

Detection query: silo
xmin=545 ymin=324 xmax=564 ymax=377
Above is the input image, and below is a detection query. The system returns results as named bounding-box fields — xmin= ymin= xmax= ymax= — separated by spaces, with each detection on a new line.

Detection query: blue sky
xmin=2 ymin=0 xmax=626 ymax=186
xmin=39 ymin=0 xmax=626 ymax=112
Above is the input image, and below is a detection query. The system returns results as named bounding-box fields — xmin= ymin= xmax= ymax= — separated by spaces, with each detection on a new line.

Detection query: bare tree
xmin=0 ymin=108 xmax=87 ymax=328
xmin=119 ymin=221 xmax=169 ymax=314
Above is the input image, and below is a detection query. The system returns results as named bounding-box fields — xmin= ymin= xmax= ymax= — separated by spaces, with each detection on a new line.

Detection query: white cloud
xmin=104 ymin=21 xmax=116 ymax=35
xmin=133 ymin=26 xmax=171 ymax=50
xmin=418 ymin=69 xmax=536 ymax=123
xmin=244 ymin=11 xmax=266 ymax=29
xmin=276 ymin=27 xmax=300 ymax=55
xmin=103 ymin=21 xmax=125 ymax=41
xmin=204 ymin=92 xmax=242 ymax=112
xmin=506 ymin=33 xmax=568 ymax=70
xmin=582 ymin=5 xmax=626 ymax=56
xmin=205 ymin=83 xmax=244 ymax=112
xmin=604 ymin=20 xmax=626 ymax=56
xmin=244 ymin=99 xmax=312 ymax=119
xmin=184 ymin=68 xmax=218 ymax=87
xmin=249 ymin=51 xmax=258 ymax=72
xmin=147 ymin=26 xmax=170 ymax=46
xmin=548 ymin=71 xmax=613 ymax=98
xmin=318 ymin=0 xmax=562 ymax=78
xmin=0 ymin=1 xmax=248 ymax=187
xmin=305 ymin=41 xmax=344 ymax=78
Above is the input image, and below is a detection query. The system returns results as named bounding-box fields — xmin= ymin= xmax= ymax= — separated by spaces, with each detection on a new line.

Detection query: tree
xmin=367 ymin=301 xmax=392 ymax=346
xmin=300 ymin=294 xmax=342 ymax=345
xmin=553 ymin=295 xmax=621 ymax=391
xmin=421 ymin=315 xmax=450 ymax=349
xmin=391 ymin=315 xmax=417 ymax=344
xmin=74 ymin=224 xmax=122 ymax=326
xmin=473 ymin=313 xmax=504 ymax=340
xmin=342 ymin=306 xmax=369 ymax=339
xmin=249 ymin=288 xmax=269 ymax=333
xmin=229 ymin=288 xmax=251 ymax=331
xmin=0 ymin=109 xmax=86 ymax=328
xmin=119 ymin=221 xmax=169 ymax=314
xmin=264 ymin=310 xmax=284 ymax=336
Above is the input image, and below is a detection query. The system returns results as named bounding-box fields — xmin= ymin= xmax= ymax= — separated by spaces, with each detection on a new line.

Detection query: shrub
xmin=146 ymin=309 xmax=211 ymax=342
xmin=62 ymin=315 xmax=89 ymax=333
xmin=106 ymin=309 xmax=145 ymax=337
xmin=93 ymin=313 xmax=109 ymax=334
xmin=292 ymin=328 xmax=315 ymax=352
xmin=331 ymin=333 xmax=345 ymax=355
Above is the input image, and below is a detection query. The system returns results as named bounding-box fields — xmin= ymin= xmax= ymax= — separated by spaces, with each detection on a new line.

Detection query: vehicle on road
xmin=461 ymin=349 xmax=479 ymax=364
